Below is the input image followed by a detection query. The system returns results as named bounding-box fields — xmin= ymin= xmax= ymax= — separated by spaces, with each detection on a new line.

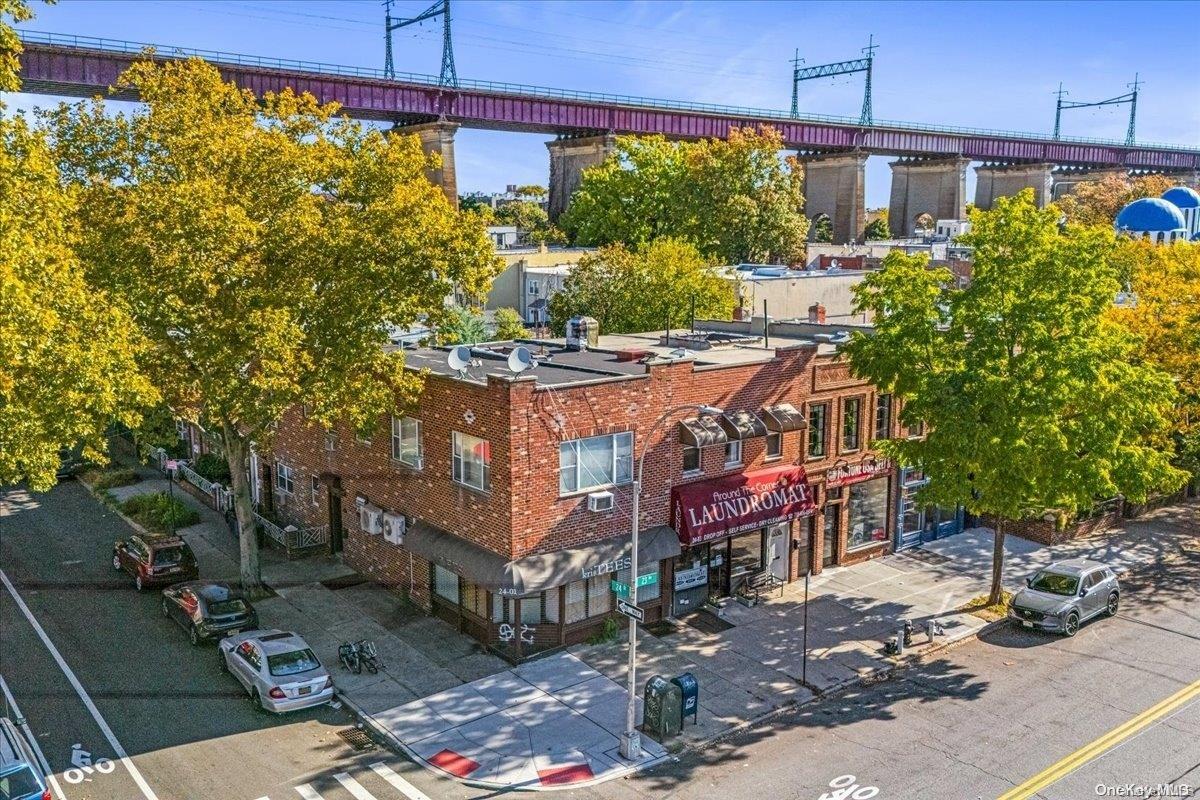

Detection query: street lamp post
xmin=619 ymin=402 xmax=723 ymax=761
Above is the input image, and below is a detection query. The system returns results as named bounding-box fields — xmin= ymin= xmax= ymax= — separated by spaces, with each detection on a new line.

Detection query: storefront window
xmin=564 ymin=575 xmax=612 ymax=624
xmin=432 ymin=564 xmax=460 ymax=603
xmin=462 ymin=580 xmax=488 ymax=618
xmin=846 ymin=477 xmax=889 ymax=550
xmin=729 ymin=530 xmax=765 ymax=592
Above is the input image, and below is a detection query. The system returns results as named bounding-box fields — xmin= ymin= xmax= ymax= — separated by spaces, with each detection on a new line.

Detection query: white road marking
xmin=334 ymin=773 xmax=378 ymax=800
xmin=294 ymin=785 xmax=324 ymax=800
xmin=370 ymin=763 xmax=432 ymax=800
xmin=0 ymin=568 xmax=160 ymax=800
xmin=0 ymin=674 xmax=68 ymax=800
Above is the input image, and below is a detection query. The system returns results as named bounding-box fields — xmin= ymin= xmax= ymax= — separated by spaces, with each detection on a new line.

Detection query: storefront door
xmin=768 ymin=523 xmax=789 ymax=582
xmin=729 ymin=530 xmax=766 ymax=596
xmin=707 ymin=541 xmax=729 ymax=599
xmin=823 ymin=504 xmax=839 ymax=567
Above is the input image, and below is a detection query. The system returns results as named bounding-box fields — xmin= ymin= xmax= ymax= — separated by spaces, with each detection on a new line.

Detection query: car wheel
xmin=112 ymin=554 xmax=121 ymax=571
xmin=189 ymin=625 xmax=201 ymax=647
xmin=250 ymin=688 xmax=266 ymax=712
xmin=1106 ymin=592 xmax=1119 ymax=617
xmin=1063 ymin=611 xmax=1080 ymax=637
xmin=135 ymin=574 xmax=144 ymax=592
xmin=161 ymin=598 xmax=170 ymax=618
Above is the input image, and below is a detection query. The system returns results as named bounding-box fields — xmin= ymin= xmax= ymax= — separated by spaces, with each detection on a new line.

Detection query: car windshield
xmin=208 ymin=598 xmax=247 ymax=616
xmin=267 ymin=648 xmax=320 ymax=676
xmin=1030 ymin=571 xmax=1079 ymax=596
xmin=0 ymin=766 xmax=42 ymax=800
xmin=153 ymin=547 xmax=185 ymax=566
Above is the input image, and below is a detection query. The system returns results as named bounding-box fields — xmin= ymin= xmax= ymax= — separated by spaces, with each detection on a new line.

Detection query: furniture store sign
xmin=825 ymin=458 xmax=893 ymax=489
xmin=672 ymin=465 xmax=816 ymax=545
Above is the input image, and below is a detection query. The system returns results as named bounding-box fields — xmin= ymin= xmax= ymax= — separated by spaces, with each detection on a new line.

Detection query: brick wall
xmin=988 ymin=500 xmax=1125 ymax=546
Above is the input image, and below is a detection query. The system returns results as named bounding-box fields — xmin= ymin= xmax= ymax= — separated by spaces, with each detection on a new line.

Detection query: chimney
xmin=808 ymin=302 xmax=826 ymax=324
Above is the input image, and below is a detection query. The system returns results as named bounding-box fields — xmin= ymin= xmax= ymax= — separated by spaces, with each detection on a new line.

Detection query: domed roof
xmin=1162 ymin=186 xmax=1200 ymax=209
xmin=1115 ymin=197 xmax=1187 ymax=232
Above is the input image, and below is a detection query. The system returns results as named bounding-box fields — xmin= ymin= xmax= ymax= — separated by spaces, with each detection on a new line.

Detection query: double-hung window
xmin=274 ymin=462 xmax=294 ymax=495
xmin=453 ymin=431 xmax=491 ymax=491
xmin=681 ymin=444 xmax=701 ymax=473
xmin=765 ymin=431 xmax=782 ymax=460
xmin=874 ymin=394 xmax=892 ymax=441
xmin=391 ymin=416 xmax=422 ymax=468
xmin=842 ymin=397 xmax=862 ymax=452
xmin=724 ymin=439 xmax=742 ymax=466
xmin=559 ymin=432 xmax=633 ymax=495
xmin=808 ymin=403 xmax=828 ymax=459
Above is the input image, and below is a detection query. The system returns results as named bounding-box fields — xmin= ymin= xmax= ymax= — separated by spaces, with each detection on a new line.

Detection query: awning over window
xmin=403 ymin=521 xmax=681 ymax=596
xmin=761 ymin=403 xmax=807 ymax=433
xmin=718 ymin=411 xmax=769 ymax=440
xmin=678 ymin=416 xmax=728 ymax=448
xmin=671 ymin=464 xmax=817 ymax=545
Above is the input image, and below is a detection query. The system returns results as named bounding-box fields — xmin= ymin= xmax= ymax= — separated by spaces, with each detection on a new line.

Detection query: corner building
xmin=258 ymin=320 xmax=910 ymax=661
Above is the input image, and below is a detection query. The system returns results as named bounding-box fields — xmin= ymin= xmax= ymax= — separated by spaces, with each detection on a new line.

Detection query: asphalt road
xmin=0 ymin=480 xmax=444 ymax=800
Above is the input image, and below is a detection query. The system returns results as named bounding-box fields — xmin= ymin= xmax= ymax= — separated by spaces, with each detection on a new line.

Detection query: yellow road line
xmin=997 ymin=676 xmax=1200 ymax=800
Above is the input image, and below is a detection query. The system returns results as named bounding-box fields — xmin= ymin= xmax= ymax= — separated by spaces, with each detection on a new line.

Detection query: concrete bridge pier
xmin=800 ymin=152 xmax=868 ymax=244
xmin=974 ymin=162 xmax=1054 ymax=210
xmin=889 ymin=156 xmax=970 ymax=237
xmin=392 ymin=120 xmax=460 ymax=207
xmin=546 ymin=134 xmax=616 ymax=222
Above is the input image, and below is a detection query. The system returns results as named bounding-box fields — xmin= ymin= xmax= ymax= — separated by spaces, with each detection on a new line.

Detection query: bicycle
xmin=338 ymin=641 xmax=362 ymax=674
xmin=356 ymin=639 xmax=384 ymax=674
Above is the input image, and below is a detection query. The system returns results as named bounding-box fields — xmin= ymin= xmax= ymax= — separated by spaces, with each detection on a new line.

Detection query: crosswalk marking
xmin=294 ymin=785 xmax=323 ymax=800
xmin=369 ymin=763 xmax=432 ymax=800
xmin=333 ymin=773 xmax=378 ymax=800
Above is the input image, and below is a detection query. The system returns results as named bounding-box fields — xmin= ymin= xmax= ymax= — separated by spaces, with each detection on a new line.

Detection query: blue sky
xmin=10 ymin=0 xmax=1200 ymax=206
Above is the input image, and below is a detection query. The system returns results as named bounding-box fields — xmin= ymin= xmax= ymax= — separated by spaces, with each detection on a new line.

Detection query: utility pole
xmin=1051 ymin=78 xmax=1140 ymax=146
xmin=788 ymin=35 xmax=878 ymax=126
xmin=1126 ymin=73 xmax=1140 ymax=147
xmin=1053 ymin=82 xmax=1068 ymax=140
xmin=383 ymin=0 xmax=458 ymax=87
xmin=860 ymin=34 xmax=877 ymax=127
xmin=790 ymin=48 xmax=804 ymax=117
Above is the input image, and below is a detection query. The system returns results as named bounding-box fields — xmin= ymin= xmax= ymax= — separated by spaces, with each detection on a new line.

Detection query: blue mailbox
xmin=671 ymin=672 xmax=699 ymax=724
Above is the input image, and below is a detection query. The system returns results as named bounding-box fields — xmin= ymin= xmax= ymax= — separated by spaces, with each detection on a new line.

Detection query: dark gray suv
xmin=1009 ymin=559 xmax=1120 ymax=637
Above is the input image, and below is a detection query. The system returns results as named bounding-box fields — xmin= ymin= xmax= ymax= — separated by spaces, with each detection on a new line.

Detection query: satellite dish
xmin=448 ymin=345 xmax=472 ymax=372
xmin=507 ymin=345 xmax=534 ymax=373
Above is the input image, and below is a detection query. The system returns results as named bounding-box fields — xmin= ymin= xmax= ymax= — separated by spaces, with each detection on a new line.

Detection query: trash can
xmin=643 ymin=675 xmax=683 ymax=740
xmin=671 ymin=672 xmax=699 ymax=725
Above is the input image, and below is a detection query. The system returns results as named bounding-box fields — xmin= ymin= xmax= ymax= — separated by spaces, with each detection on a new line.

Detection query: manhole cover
xmin=336 ymin=726 xmax=377 ymax=752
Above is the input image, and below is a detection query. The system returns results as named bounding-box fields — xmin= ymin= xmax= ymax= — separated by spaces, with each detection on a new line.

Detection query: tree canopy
xmin=844 ymin=191 xmax=1186 ymax=603
xmin=864 ymin=210 xmax=890 ymax=241
xmin=561 ymin=127 xmax=808 ymax=265
xmin=1057 ymin=173 xmax=1174 ymax=227
xmin=548 ymin=239 xmax=735 ymax=335
xmin=492 ymin=307 xmax=528 ymax=340
xmin=495 ymin=200 xmax=564 ymax=245
xmin=46 ymin=56 xmax=499 ymax=589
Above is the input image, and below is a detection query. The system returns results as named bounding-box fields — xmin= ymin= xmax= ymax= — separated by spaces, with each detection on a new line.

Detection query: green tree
xmin=843 ymin=191 xmax=1186 ymax=605
xmin=1058 ymin=173 xmax=1175 ymax=228
xmin=48 ymin=57 xmax=499 ymax=591
xmin=0 ymin=0 xmax=156 ymax=490
xmin=548 ymin=239 xmax=735 ymax=335
xmin=495 ymin=200 xmax=565 ymax=245
xmin=864 ymin=211 xmax=890 ymax=241
xmin=562 ymin=127 xmax=808 ymax=264
xmin=812 ymin=215 xmax=833 ymax=243
xmin=492 ymin=307 xmax=528 ymax=340
xmin=513 ymin=184 xmax=546 ymax=199
xmin=440 ymin=306 xmax=488 ymax=345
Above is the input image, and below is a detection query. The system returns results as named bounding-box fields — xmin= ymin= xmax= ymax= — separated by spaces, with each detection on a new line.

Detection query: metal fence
xmin=251 ymin=512 xmax=329 ymax=554
xmin=18 ymin=29 xmax=1198 ymax=154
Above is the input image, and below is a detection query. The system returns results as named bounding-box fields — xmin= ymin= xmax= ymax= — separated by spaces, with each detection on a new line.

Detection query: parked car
xmin=56 ymin=444 xmax=86 ymax=480
xmin=218 ymin=630 xmax=333 ymax=713
xmin=112 ymin=533 xmax=199 ymax=591
xmin=0 ymin=717 xmax=49 ymax=800
xmin=161 ymin=581 xmax=258 ymax=646
xmin=1009 ymin=559 xmax=1120 ymax=637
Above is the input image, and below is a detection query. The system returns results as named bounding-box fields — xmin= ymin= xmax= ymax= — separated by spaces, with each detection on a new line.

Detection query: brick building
xmin=254 ymin=318 xmax=915 ymax=661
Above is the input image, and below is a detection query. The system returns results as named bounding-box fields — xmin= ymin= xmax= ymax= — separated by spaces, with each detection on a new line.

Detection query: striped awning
xmin=717 ymin=411 xmax=769 ymax=440
xmin=761 ymin=403 xmax=807 ymax=433
xmin=678 ymin=415 xmax=728 ymax=448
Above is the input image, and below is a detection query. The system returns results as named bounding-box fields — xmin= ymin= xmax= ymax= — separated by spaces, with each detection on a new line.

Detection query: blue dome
xmin=1115 ymin=198 xmax=1187 ymax=232
xmin=1162 ymin=186 xmax=1200 ymax=209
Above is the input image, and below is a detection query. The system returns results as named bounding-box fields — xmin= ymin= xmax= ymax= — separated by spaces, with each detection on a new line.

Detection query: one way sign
xmin=616 ymin=598 xmax=644 ymax=622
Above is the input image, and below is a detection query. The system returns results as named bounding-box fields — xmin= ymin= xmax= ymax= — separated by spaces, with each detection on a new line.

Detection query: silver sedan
xmin=218 ymin=629 xmax=334 ymax=712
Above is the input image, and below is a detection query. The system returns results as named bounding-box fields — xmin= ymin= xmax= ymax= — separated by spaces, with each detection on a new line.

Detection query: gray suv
xmin=1009 ymin=559 xmax=1120 ymax=637
xmin=0 ymin=717 xmax=48 ymax=800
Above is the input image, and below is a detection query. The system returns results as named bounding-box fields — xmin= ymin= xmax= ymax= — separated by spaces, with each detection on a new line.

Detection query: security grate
xmin=336 ymin=726 xmax=377 ymax=752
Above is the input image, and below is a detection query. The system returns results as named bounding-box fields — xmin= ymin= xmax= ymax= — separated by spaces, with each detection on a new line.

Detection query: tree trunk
xmin=222 ymin=424 xmax=263 ymax=596
xmin=987 ymin=519 xmax=1005 ymax=606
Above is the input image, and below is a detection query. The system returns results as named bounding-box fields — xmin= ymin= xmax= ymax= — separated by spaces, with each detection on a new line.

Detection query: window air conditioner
xmin=358 ymin=504 xmax=382 ymax=534
xmin=382 ymin=512 xmax=406 ymax=544
xmin=587 ymin=491 xmax=614 ymax=512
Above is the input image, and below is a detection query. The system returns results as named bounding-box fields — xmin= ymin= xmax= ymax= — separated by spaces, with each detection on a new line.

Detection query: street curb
xmin=76 ymin=474 xmax=159 ymax=541
xmin=335 ymin=688 xmax=669 ymax=792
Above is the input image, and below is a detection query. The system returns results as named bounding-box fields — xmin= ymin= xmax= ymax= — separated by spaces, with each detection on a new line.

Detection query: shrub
xmin=192 ymin=452 xmax=231 ymax=483
xmin=120 ymin=492 xmax=200 ymax=533
xmin=585 ymin=616 xmax=621 ymax=645
xmin=92 ymin=467 xmax=140 ymax=491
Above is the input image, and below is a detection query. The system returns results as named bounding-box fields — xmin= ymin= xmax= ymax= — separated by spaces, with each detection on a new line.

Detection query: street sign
xmin=611 ymin=572 xmax=658 ymax=598
xmin=616 ymin=598 xmax=644 ymax=622
xmin=165 ymin=459 xmax=178 ymax=471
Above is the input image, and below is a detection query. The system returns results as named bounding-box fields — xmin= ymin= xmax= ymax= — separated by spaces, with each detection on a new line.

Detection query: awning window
xmin=717 ymin=411 xmax=769 ymax=440
xmin=678 ymin=416 xmax=728 ymax=448
xmin=761 ymin=403 xmax=807 ymax=433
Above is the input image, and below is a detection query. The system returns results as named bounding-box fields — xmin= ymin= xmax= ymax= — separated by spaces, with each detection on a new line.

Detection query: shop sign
xmin=581 ymin=555 xmax=631 ymax=580
xmin=674 ymin=565 xmax=708 ymax=591
xmin=825 ymin=457 xmax=893 ymax=489
xmin=672 ymin=464 xmax=816 ymax=546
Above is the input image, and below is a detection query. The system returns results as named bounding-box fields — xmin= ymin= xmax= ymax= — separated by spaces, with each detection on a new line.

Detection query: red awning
xmin=671 ymin=464 xmax=817 ymax=546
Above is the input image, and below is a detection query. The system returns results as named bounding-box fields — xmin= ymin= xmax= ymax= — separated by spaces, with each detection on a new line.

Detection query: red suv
xmin=112 ymin=533 xmax=199 ymax=591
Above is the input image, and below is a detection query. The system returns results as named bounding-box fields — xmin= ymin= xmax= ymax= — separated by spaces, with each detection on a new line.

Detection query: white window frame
xmin=274 ymin=462 xmax=294 ymax=495
xmin=527 ymin=279 xmax=540 ymax=296
xmin=452 ymin=431 xmax=491 ymax=491
xmin=310 ymin=475 xmax=320 ymax=505
xmin=558 ymin=431 xmax=633 ymax=495
xmin=391 ymin=416 xmax=423 ymax=468
xmin=765 ymin=431 xmax=782 ymax=460
xmin=324 ymin=431 xmax=337 ymax=452
xmin=724 ymin=439 xmax=743 ymax=467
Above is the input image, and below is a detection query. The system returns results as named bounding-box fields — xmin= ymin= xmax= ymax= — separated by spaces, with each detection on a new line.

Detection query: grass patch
xmin=89 ymin=467 xmax=141 ymax=491
xmin=958 ymin=590 xmax=1013 ymax=622
xmin=120 ymin=492 xmax=200 ymax=533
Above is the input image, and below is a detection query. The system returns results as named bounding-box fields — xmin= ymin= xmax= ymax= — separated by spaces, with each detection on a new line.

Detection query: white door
xmin=768 ymin=523 xmax=789 ymax=581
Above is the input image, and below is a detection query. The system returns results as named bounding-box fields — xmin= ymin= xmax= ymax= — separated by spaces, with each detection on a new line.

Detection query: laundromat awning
xmin=761 ymin=403 xmax=807 ymax=433
xmin=718 ymin=410 xmax=768 ymax=440
xmin=678 ymin=415 xmax=728 ymax=448
xmin=403 ymin=521 xmax=681 ymax=596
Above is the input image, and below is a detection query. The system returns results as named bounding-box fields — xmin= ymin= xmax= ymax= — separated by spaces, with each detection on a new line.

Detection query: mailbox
xmin=643 ymin=675 xmax=683 ymax=740
xmin=671 ymin=672 xmax=699 ymax=724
